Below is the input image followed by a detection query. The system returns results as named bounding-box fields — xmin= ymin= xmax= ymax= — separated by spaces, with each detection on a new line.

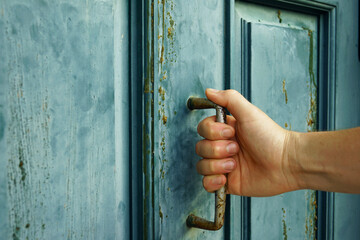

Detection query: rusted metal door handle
xmin=186 ymin=97 xmax=227 ymax=231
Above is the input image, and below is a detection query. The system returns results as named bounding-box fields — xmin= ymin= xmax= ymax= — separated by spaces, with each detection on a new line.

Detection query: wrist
xmin=283 ymin=131 xmax=308 ymax=191
xmin=286 ymin=131 xmax=332 ymax=191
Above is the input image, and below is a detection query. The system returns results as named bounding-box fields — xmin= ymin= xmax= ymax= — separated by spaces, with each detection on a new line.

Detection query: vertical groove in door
xmin=226 ymin=2 xmax=252 ymax=239
xmin=241 ymin=19 xmax=251 ymax=240
xmin=130 ymin=0 xmax=145 ymax=239
xmin=227 ymin=7 xmax=252 ymax=238
xmin=224 ymin=0 xmax=233 ymax=91
xmin=225 ymin=1 xmax=233 ymax=239
xmin=241 ymin=20 xmax=251 ymax=103
xmin=317 ymin=6 xmax=336 ymax=240
xmin=143 ymin=0 xmax=156 ymax=239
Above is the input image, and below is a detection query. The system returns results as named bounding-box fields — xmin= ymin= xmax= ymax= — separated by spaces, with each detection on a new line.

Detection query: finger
xmin=202 ymin=175 xmax=227 ymax=193
xmin=198 ymin=116 xmax=236 ymax=140
xmin=196 ymin=140 xmax=239 ymax=158
xmin=205 ymin=89 xmax=256 ymax=121
xmin=196 ymin=158 xmax=236 ymax=175
xmin=226 ymin=115 xmax=237 ymax=128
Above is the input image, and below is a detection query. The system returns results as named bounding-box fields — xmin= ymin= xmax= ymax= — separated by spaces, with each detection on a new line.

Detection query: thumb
xmin=205 ymin=88 xmax=254 ymax=121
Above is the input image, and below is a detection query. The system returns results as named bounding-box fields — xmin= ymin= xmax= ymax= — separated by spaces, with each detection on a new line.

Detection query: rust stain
xmin=160 ymin=137 xmax=165 ymax=152
xmin=301 ymin=27 xmax=318 ymax=238
xmin=18 ymin=147 xmax=26 ymax=183
xmin=162 ymin=115 xmax=167 ymax=125
xmin=158 ymin=86 xmax=165 ymax=101
xmin=160 ymin=44 xmax=165 ymax=63
xmin=161 ymin=73 xmax=167 ymax=81
xmin=282 ymin=79 xmax=288 ymax=104
xmin=282 ymin=208 xmax=288 ymax=240
xmin=159 ymin=205 xmax=164 ymax=222
xmin=277 ymin=10 xmax=283 ymax=23
xmin=156 ymin=1 xmax=177 ymax=230
xmin=160 ymin=0 xmax=166 ymax=66
xmin=304 ymin=28 xmax=317 ymax=132
xmin=305 ymin=191 xmax=317 ymax=239
xmin=167 ymin=27 xmax=173 ymax=39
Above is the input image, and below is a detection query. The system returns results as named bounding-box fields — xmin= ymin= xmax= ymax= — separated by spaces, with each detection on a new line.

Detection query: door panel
xmin=235 ymin=3 xmax=318 ymax=238
xmin=0 ymin=1 xmax=125 ymax=239
xmin=146 ymin=0 xmax=227 ymax=239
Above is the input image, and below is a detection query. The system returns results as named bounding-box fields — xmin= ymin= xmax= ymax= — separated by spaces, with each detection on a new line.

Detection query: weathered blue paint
xmin=0 ymin=0 xmax=127 ymax=239
xmin=114 ymin=0 xmax=131 ymax=239
xmin=1 ymin=0 xmax=359 ymax=239
xmin=147 ymin=0 xmax=227 ymax=238
xmin=233 ymin=2 xmax=320 ymax=239
xmin=323 ymin=0 xmax=360 ymax=239
xmin=0 ymin=2 xmax=9 ymax=237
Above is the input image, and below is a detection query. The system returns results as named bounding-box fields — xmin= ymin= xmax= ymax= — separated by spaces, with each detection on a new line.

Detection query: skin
xmin=196 ymin=88 xmax=360 ymax=196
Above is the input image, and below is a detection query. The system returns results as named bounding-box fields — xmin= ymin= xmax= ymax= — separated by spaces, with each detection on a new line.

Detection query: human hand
xmin=195 ymin=89 xmax=301 ymax=197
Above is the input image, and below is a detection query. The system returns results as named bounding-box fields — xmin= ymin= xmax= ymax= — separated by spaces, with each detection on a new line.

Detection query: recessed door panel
xmin=235 ymin=2 xmax=319 ymax=239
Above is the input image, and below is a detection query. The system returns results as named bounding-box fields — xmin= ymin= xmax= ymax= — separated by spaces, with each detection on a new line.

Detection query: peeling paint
xmin=159 ymin=206 xmax=164 ymax=222
xmin=303 ymin=28 xmax=317 ymax=132
xmin=154 ymin=1 xmax=178 ymax=237
xmin=160 ymin=136 xmax=165 ymax=152
xmin=305 ymin=191 xmax=317 ymax=239
xmin=282 ymin=208 xmax=288 ymax=240
xmin=158 ymin=86 xmax=165 ymax=101
xmin=160 ymin=44 xmax=165 ymax=63
xmin=277 ymin=10 xmax=282 ymax=23
xmin=167 ymin=26 xmax=174 ymax=39
xmin=282 ymin=79 xmax=288 ymax=104
xmin=162 ymin=115 xmax=167 ymax=125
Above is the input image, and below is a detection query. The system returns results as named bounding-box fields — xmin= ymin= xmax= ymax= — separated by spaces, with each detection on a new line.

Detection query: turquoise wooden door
xmin=1 ymin=0 xmax=359 ymax=239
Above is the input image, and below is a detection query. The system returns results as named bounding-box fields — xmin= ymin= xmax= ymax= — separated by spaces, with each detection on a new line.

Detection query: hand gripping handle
xmin=186 ymin=97 xmax=227 ymax=231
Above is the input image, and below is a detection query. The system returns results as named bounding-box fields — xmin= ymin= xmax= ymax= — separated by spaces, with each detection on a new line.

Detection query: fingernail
xmin=221 ymin=128 xmax=233 ymax=138
xmin=223 ymin=161 xmax=235 ymax=171
xmin=207 ymin=88 xmax=219 ymax=93
xmin=226 ymin=143 xmax=238 ymax=154
xmin=212 ymin=177 xmax=223 ymax=185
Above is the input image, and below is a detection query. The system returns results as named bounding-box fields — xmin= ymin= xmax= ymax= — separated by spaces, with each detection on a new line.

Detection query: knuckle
xmin=208 ymin=161 xmax=216 ymax=173
xmin=212 ymin=143 xmax=222 ymax=158
xmin=195 ymin=141 xmax=201 ymax=154
xmin=226 ymin=89 xmax=238 ymax=96
xmin=202 ymin=177 xmax=214 ymax=193
xmin=196 ymin=160 xmax=203 ymax=174
xmin=208 ymin=126 xmax=216 ymax=139
xmin=204 ymin=119 xmax=213 ymax=130
xmin=197 ymin=123 xmax=201 ymax=134
xmin=198 ymin=118 xmax=207 ymax=131
xmin=202 ymin=177 xmax=209 ymax=189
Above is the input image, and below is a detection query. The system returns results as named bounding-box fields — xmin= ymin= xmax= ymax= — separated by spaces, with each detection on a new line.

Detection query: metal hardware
xmin=186 ymin=97 xmax=227 ymax=231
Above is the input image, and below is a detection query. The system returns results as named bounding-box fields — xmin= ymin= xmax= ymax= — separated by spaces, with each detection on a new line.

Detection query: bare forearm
xmin=290 ymin=127 xmax=360 ymax=193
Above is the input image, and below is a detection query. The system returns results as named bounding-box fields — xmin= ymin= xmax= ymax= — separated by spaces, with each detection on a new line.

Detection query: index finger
xmin=197 ymin=115 xmax=236 ymax=140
